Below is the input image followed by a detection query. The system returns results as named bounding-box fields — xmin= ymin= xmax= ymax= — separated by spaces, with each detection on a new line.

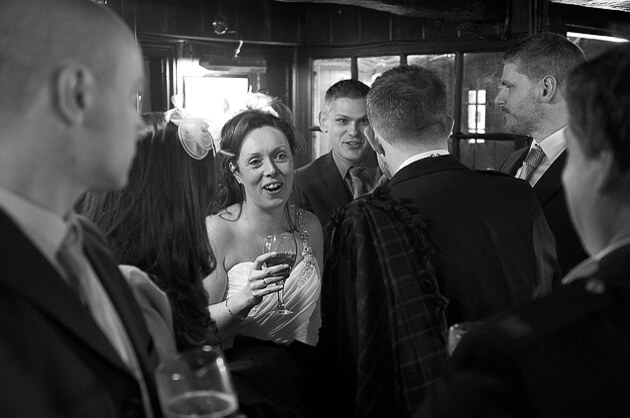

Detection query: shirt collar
xmin=395 ymin=149 xmax=450 ymax=175
xmin=332 ymin=149 xmax=378 ymax=179
xmin=534 ymin=127 xmax=566 ymax=161
xmin=0 ymin=185 xmax=67 ymax=263
xmin=562 ymin=236 xmax=630 ymax=285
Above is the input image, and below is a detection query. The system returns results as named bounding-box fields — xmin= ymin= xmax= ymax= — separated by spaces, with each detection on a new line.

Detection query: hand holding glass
xmin=155 ymin=345 xmax=238 ymax=417
xmin=447 ymin=321 xmax=482 ymax=356
xmin=264 ymin=233 xmax=297 ymax=316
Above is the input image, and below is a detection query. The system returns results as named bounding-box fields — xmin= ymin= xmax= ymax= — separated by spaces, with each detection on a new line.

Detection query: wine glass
xmin=155 ymin=345 xmax=238 ymax=417
xmin=263 ymin=233 xmax=297 ymax=316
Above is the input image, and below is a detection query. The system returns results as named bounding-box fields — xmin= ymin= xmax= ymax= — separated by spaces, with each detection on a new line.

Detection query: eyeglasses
xmin=164 ymin=109 xmax=216 ymax=160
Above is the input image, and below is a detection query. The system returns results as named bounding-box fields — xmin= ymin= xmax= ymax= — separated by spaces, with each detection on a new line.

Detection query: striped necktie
xmin=349 ymin=165 xmax=370 ymax=198
xmin=518 ymin=143 xmax=545 ymax=182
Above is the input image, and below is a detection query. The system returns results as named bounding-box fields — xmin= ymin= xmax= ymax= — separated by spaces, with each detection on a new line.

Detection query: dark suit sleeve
xmin=531 ymin=213 xmax=562 ymax=295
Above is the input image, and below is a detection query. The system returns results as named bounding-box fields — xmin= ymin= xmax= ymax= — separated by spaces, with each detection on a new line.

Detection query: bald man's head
xmin=0 ymin=0 xmax=145 ymax=197
xmin=0 ymin=0 xmax=135 ymax=115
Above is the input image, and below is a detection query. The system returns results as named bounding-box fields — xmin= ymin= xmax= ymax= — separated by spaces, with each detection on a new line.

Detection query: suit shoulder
xmin=296 ymin=153 xmax=331 ymax=176
xmin=473 ymin=169 xmax=513 ymax=178
xmin=480 ymin=278 xmax=612 ymax=349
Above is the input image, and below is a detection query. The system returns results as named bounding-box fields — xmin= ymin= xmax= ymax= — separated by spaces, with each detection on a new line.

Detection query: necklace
xmin=242 ymin=206 xmax=265 ymax=241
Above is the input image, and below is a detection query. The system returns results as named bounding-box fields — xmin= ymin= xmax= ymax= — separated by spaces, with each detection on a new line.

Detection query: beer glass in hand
xmin=155 ymin=345 xmax=238 ymax=417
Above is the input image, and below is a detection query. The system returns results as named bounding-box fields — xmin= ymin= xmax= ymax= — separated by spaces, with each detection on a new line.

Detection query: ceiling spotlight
xmin=212 ymin=14 xmax=229 ymax=36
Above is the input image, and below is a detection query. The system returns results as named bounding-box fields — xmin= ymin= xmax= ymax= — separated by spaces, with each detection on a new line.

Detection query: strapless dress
xmin=223 ymin=212 xmax=321 ymax=347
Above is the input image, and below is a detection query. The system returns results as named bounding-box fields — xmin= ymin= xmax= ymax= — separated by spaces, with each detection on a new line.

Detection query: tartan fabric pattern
xmin=320 ymin=185 xmax=448 ymax=417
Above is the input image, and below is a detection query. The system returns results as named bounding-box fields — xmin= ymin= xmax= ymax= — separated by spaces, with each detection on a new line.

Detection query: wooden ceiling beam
xmin=273 ymin=0 xmax=507 ymax=21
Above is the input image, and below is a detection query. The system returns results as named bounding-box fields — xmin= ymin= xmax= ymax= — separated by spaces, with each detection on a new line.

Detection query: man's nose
xmin=347 ymin=122 xmax=360 ymax=136
xmin=494 ymin=90 xmax=505 ymax=106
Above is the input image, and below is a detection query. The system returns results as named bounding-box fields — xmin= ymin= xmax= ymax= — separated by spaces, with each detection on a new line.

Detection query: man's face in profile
xmin=494 ymin=62 xmax=543 ymax=137
xmin=561 ymin=124 xmax=599 ymax=256
xmin=83 ymin=37 xmax=145 ymax=191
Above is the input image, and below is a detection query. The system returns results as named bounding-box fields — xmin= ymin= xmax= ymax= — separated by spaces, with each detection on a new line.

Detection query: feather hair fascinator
xmin=164 ymin=97 xmax=216 ymax=160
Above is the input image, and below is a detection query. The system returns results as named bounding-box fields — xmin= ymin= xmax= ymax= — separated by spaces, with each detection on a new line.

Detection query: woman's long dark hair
xmin=211 ymin=109 xmax=303 ymax=230
xmin=79 ymin=113 xmax=217 ymax=351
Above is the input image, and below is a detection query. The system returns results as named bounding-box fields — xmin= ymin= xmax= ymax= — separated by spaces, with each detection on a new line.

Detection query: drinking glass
xmin=155 ymin=345 xmax=238 ymax=417
xmin=263 ymin=233 xmax=297 ymax=316
xmin=447 ymin=321 xmax=482 ymax=356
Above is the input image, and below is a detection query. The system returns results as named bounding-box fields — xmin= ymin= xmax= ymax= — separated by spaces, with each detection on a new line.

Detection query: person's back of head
xmin=566 ymin=45 xmax=630 ymax=172
xmin=324 ymin=79 xmax=370 ymax=108
xmin=563 ymin=44 xmax=630 ymax=256
xmin=502 ymin=33 xmax=586 ymax=92
xmin=80 ymin=112 xmax=217 ymax=350
xmin=366 ymin=65 xmax=451 ymax=149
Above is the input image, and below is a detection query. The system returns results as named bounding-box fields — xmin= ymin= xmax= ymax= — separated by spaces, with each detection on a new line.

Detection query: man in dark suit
xmin=418 ymin=44 xmax=630 ymax=418
xmin=0 ymin=0 xmax=162 ymax=416
xmin=497 ymin=33 xmax=588 ymax=275
xmin=296 ymin=80 xmax=380 ymax=228
xmin=365 ymin=65 xmax=559 ymax=325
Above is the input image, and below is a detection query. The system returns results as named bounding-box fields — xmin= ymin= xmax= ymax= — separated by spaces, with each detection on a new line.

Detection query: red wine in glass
xmin=264 ymin=233 xmax=297 ymax=316
xmin=265 ymin=252 xmax=297 ymax=270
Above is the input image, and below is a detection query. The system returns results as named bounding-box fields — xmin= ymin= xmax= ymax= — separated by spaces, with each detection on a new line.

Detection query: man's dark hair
xmin=567 ymin=44 xmax=630 ymax=171
xmin=366 ymin=65 xmax=447 ymax=145
xmin=502 ymin=33 xmax=586 ymax=91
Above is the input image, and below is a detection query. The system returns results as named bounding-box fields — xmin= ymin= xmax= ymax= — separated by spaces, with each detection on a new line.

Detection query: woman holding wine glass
xmin=206 ymin=109 xmax=323 ymax=343
xmin=205 ymin=109 xmax=323 ymax=415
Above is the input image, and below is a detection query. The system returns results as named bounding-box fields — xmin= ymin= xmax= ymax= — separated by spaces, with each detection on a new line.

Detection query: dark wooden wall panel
xmin=269 ymin=2 xmax=302 ymax=42
xmin=361 ymin=8 xmax=392 ymax=43
xmin=393 ymin=15 xmax=424 ymax=41
xmin=330 ymin=5 xmax=362 ymax=45
xmin=302 ymin=5 xmax=331 ymax=45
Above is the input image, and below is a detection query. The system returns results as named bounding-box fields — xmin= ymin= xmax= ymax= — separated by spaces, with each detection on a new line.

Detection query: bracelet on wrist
xmin=225 ymin=298 xmax=247 ymax=320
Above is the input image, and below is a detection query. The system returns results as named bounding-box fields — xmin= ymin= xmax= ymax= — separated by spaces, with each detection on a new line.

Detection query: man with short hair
xmin=365 ymin=65 xmax=558 ymax=326
xmin=297 ymin=79 xmax=380 ymax=227
xmin=419 ymin=44 xmax=630 ymax=417
xmin=498 ymin=33 xmax=588 ymax=275
xmin=0 ymin=0 xmax=161 ymax=416
xmin=317 ymin=65 xmax=558 ymax=417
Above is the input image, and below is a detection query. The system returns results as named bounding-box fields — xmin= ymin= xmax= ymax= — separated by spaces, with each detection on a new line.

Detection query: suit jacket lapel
xmin=500 ymin=146 xmax=528 ymax=176
xmin=0 ymin=211 xmax=129 ymax=373
xmin=324 ymin=152 xmax=353 ymax=209
xmin=534 ymin=151 xmax=566 ymax=206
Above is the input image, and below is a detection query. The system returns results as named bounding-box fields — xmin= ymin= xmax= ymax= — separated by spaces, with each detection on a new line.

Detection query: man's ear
xmin=597 ymin=149 xmax=624 ymax=194
xmin=318 ymin=111 xmax=328 ymax=133
xmin=443 ymin=116 xmax=455 ymax=137
xmin=56 ymin=64 xmax=95 ymax=125
xmin=540 ymin=76 xmax=558 ymax=103
xmin=364 ymin=125 xmax=384 ymax=156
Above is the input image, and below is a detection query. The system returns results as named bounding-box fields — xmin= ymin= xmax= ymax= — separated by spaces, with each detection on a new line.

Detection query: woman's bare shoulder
xmin=301 ymin=209 xmax=323 ymax=235
xmin=207 ymin=205 xmax=242 ymax=245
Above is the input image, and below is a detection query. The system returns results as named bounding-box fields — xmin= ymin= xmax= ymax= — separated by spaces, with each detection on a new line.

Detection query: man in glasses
xmin=0 ymin=0 xmax=162 ymax=416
